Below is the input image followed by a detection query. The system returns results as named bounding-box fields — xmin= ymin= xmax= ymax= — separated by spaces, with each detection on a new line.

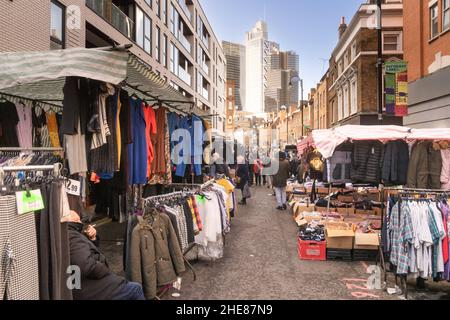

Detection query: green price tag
xmin=15 ymin=190 xmax=45 ymax=215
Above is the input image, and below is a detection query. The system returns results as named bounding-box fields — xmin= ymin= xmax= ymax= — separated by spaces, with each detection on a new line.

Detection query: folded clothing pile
xmin=299 ymin=222 xmax=326 ymax=242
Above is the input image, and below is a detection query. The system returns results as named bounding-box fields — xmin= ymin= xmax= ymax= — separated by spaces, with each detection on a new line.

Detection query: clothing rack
xmin=379 ymin=186 xmax=450 ymax=299
xmin=0 ymin=163 xmax=62 ymax=185
xmin=0 ymin=147 xmax=64 ymax=152
xmin=0 ymin=92 xmax=64 ymax=111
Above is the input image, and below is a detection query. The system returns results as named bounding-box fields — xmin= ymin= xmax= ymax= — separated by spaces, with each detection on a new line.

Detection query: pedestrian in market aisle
xmin=272 ymin=151 xmax=291 ymax=211
xmin=236 ymin=155 xmax=250 ymax=205
xmin=253 ymin=156 xmax=263 ymax=186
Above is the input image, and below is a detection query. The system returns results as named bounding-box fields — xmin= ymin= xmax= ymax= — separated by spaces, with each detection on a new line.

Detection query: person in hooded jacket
xmin=64 ymin=211 xmax=145 ymax=300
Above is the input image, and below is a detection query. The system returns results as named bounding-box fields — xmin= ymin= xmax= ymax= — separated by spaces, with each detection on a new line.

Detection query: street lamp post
xmin=376 ymin=0 xmax=384 ymax=124
xmin=280 ymin=105 xmax=288 ymax=148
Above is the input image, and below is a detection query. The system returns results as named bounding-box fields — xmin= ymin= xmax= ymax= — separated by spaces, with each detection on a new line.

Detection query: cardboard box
xmin=325 ymin=222 xmax=355 ymax=249
xmin=336 ymin=207 xmax=356 ymax=215
xmin=373 ymin=207 xmax=384 ymax=216
xmin=338 ymin=195 xmax=354 ymax=203
xmin=315 ymin=206 xmax=334 ymax=213
xmin=354 ymin=233 xmax=380 ymax=250
xmin=317 ymin=187 xmax=330 ymax=194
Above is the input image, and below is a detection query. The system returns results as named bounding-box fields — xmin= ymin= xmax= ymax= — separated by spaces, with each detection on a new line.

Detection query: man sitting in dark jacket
xmin=63 ymin=211 xmax=145 ymax=300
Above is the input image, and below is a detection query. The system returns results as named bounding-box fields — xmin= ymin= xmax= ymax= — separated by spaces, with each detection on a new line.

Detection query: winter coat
xmin=441 ymin=149 xmax=450 ymax=190
xmin=381 ymin=140 xmax=410 ymax=186
xmin=68 ymin=222 xmax=126 ymax=300
xmin=351 ymin=141 xmax=384 ymax=184
xmin=130 ymin=210 xmax=185 ymax=300
xmin=272 ymin=159 xmax=291 ymax=188
xmin=407 ymin=141 xmax=443 ymax=189
xmin=236 ymin=163 xmax=249 ymax=190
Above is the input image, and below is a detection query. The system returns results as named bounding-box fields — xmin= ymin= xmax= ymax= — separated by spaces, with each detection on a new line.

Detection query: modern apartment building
xmin=244 ymin=20 xmax=269 ymax=114
xmin=328 ymin=0 xmax=404 ymax=127
xmin=0 ymin=0 xmax=226 ymax=132
xmin=403 ymin=0 xmax=450 ymax=128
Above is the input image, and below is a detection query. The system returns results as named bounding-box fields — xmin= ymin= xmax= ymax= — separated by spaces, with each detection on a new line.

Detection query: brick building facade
xmin=328 ymin=0 xmax=404 ymax=127
xmin=403 ymin=0 xmax=450 ymax=128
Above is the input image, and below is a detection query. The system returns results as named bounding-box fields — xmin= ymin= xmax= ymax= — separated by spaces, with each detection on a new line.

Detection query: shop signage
xmin=384 ymin=61 xmax=408 ymax=117
xmin=65 ymin=178 xmax=81 ymax=196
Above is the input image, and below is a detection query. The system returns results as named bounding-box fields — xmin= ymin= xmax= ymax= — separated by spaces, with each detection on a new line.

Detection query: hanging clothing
xmin=0 ymin=100 xmax=20 ymax=147
xmin=129 ymin=209 xmax=185 ymax=300
xmin=351 ymin=141 xmax=384 ymax=184
xmin=382 ymin=140 xmax=410 ymax=186
xmin=15 ymin=102 xmax=32 ymax=148
xmin=408 ymin=141 xmax=443 ymax=189
xmin=143 ymin=104 xmax=157 ymax=178
xmin=65 ymin=120 xmax=88 ymax=175
xmin=32 ymin=108 xmax=51 ymax=148
xmin=441 ymin=149 xmax=450 ymax=190
xmin=175 ymin=115 xmax=204 ymax=177
xmin=61 ymin=77 xmax=88 ymax=135
xmin=46 ymin=111 xmax=62 ymax=148
xmin=0 ymin=195 xmax=40 ymax=300
xmin=128 ymin=98 xmax=148 ymax=185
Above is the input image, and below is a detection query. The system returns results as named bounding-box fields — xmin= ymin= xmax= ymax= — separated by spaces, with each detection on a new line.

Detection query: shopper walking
xmin=272 ymin=151 xmax=291 ymax=210
xmin=253 ymin=157 xmax=263 ymax=186
xmin=209 ymin=152 xmax=230 ymax=178
xmin=236 ymin=156 xmax=250 ymax=205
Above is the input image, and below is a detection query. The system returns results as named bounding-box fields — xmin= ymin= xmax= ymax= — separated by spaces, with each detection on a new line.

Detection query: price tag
xmin=16 ymin=190 xmax=45 ymax=215
xmin=65 ymin=178 xmax=81 ymax=196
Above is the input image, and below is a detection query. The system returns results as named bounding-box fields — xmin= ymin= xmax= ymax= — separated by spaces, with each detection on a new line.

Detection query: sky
xmin=201 ymin=0 xmax=364 ymax=95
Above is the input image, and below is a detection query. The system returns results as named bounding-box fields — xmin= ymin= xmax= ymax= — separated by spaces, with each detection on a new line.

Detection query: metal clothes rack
xmin=379 ymin=186 xmax=450 ymax=299
xmin=0 ymin=163 xmax=62 ymax=185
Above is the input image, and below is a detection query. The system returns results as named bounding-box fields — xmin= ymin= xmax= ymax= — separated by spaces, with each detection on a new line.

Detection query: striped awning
xmin=0 ymin=47 xmax=198 ymax=115
xmin=125 ymin=55 xmax=196 ymax=113
xmin=0 ymin=47 xmax=128 ymax=90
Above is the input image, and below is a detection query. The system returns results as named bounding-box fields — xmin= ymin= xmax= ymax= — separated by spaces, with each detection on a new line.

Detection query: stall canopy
xmin=297 ymin=136 xmax=315 ymax=156
xmin=311 ymin=125 xmax=450 ymax=159
xmin=0 ymin=47 xmax=197 ymax=115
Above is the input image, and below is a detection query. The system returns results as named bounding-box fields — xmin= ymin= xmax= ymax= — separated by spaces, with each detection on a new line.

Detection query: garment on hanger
xmin=407 ymin=141 xmax=443 ymax=189
xmin=143 ymin=104 xmax=157 ymax=178
xmin=382 ymin=140 xmax=410 ymax=186
xmin=46 ymin=111 xmax=62 ymax=148
xmin=441 ymin=149 xmax=450 ymax=190
xmin=0 ymin=100 xmax=20 ymax=147
xmin=128 ymin=97 xmax=148 ymax=185
xmin=15 ymin=101 xmax=33 ymax=148
xmin=129 ymin=208 xmax=185 ymax=300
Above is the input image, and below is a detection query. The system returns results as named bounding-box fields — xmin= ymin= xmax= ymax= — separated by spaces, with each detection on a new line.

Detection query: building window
xmin=337 ymin=89 xmax=343 ymax=121
xmin=145 ymin=0 xmax=152 ymax=8
xmin=444 ymin=0 xmax=450 ymax=31
xmin=50 ymin=0 xmax=65 ymax=49
xmin=155 ymin=27 xmax=160 ymax=62
xmin=162 ymin=34 xmax=167 ymax=67
xmin=350 ymin=79 xmax=357 ymax=115
xmin=338 ymin=60 xmax=343 ymax=75
xmin=170 ymin=4 xmax=179 ymax=38
xmin=383 ymin=33 xmax=402 ymax=52
xmin=430 ymin=3 xmax=439 ymax=39
xmin=343 ymin=85 xmax=349 ymax=118
xmin=351 ymin=41 xmax=357 ymax=60
xmin=155 ymin=0 xmax=160 ymax=17
xmin=162 ymin=0 xmax=167 ymax=25
xmin=136 ymin=6 xmax=151 ymax=55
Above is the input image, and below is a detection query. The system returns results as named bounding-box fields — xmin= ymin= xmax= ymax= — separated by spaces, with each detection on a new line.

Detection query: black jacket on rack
xmin=68 ymin=222 xmax=126 ymax=300
xmin=351 ymin=141 xmax=384 ymax=184
xmin=382 ymin=140 xmax=409 ymax=186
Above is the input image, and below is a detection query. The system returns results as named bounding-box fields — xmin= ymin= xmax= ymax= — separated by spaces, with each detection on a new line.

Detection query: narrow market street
xmin=164 ymin=186 xmax=387 ymax=300
xmin=98 ymin=186 xmax=423 ymax=301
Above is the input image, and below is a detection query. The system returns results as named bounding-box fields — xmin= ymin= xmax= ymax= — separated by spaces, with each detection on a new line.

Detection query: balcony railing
xmin=86 ymin=0 xmax=134 ymax=39
xmin=111 ymin=4 xmax=134 ymax=38
xmin=179 ymin=33 xmax=191 ymax=54
xmin=178 ymin=67 xmax=191 ymax=86
xmin=86 ymin=0 xmax=104 ymax=16
xmin=201 ymin=62 xmax=209 ymax=75
xmin=177 ymin=0 xmax=191 ymax=21
xmin=201 ymin=88 xmax=209 ymax=101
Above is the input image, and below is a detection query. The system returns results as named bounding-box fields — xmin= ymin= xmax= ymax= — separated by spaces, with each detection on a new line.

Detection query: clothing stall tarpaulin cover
xmin=0 ymin=47 xmax=128 ymax=91
xmin=297 ymin=136 xmax=315 ymax=157
xmin=311 ymin=125 xmax=450 ymax=159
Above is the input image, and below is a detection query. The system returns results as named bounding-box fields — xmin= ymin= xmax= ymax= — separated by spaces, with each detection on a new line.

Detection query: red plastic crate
xmin=297 ymin=239 xmax=327 ymax=261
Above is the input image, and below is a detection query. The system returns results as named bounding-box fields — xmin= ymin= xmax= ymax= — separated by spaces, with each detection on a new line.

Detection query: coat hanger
xmin=0 ymin=95 xmax=6 ymax=103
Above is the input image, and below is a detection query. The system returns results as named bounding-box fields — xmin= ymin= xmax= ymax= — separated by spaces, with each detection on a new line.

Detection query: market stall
xmin=0 ymin=46 xmax=233 ymax=301
xmin=291 ymin=125 xmax=450 ymax=297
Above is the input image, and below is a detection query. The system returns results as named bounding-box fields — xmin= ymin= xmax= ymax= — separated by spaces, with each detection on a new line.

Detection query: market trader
xmin=63 ymin=211 xmax=145 ymax=300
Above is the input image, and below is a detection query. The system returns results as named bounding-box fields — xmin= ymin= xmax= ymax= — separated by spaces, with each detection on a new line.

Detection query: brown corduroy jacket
xmin=130 ymin=210 xmax=186 ymax=299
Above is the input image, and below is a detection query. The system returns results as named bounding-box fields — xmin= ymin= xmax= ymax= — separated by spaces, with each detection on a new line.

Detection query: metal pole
xmin=377 ymin=0 xmax=384 ymax=124
xmin=300 ymin=79 xmax=304 ymax=137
